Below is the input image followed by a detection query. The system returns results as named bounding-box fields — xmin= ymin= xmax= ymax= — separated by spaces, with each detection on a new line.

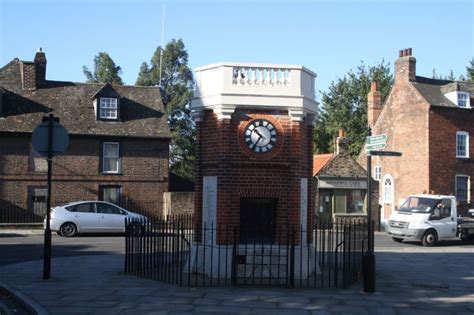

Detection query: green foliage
xmin=136 ymin=39 xmax=195 ymax=181
xmin=467 ymin=58 xmax=474 ymax=82
xmin=432 ymin=68 xmax=466 ymax=81
xmin=315 ymin=61 xmax=393 ymax=156
xmin=83 ymin=52 xmax=123 ymax=84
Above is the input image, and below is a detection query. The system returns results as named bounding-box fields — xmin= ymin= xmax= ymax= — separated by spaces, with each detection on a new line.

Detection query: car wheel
xmin=60 ymin=223 xmax=77 ymax=237
xmin=422 ymin=230 xmax=437 ymax=246
xmin=392 ymin=237 xmax=403 ymax=243
xmin=128 ymin=223 xmax=144 ymax=236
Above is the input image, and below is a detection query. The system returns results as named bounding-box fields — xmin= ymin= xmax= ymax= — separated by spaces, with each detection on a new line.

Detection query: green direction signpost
xmin=366 ymin=134 xmax=388 ymax=152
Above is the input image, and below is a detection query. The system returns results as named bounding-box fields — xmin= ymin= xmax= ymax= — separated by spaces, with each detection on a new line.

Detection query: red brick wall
xmin=194 ymin=109 xmax=314 ymax=244
xmin=359 ymin=80 xmax=431 ymax=219
xmin=0 ymin=134 xmax=169 ymax=216
xmin=429 ymin=107 xmax=474 ymax=215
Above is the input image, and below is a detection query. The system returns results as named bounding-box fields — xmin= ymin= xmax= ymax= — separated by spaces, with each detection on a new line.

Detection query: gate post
xmin=289 ymin=226 xmax=295 ymax=288
xmin=231 ymin=226 xmax=237 ymax=286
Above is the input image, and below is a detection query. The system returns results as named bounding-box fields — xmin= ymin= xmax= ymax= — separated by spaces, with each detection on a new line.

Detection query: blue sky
xmin=1 ymin=0 xmax=473 ymax=99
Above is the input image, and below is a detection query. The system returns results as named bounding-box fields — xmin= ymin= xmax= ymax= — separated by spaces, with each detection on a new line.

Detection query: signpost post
xmin=32 ymin=114 xmax=69 ymax=280
xmin=363 ymin=132 xmax=400 ymax=293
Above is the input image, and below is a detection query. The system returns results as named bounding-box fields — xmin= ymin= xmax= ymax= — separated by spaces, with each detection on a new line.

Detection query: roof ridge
xmin=44 ymin=80 xmax=160 ymax=89
xmin=414 ymin=76 xmax=453 ymax=85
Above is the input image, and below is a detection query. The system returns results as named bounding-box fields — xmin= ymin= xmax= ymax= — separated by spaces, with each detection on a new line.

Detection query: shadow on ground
xmin=0 ymin=243 xmax=114 ymax=267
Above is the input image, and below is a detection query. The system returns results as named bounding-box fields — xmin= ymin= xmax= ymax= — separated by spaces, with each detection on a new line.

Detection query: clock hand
xmin=253 ymin=129 xmax=263 ymax=137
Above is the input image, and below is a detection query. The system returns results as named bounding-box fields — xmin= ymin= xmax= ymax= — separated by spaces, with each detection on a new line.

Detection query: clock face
xmin=244 ymin=119 xmax=278 ymax=153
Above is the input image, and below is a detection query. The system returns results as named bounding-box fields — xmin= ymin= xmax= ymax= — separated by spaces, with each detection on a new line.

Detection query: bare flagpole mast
xmin=159 ymin=4 xmax=165 ymax=87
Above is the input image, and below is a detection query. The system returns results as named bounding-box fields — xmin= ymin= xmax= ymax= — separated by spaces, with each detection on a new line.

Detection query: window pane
xmin=97 ymin=203 xmax=121 ymax=214
xmin=384 ymin=178 xmax=392 ymax=203
xmin=100 ymin=98 xmax=118 ymax=119
xmin=457 ymin=134 xmax=467 ymax=157
xmin=104 ymin=157 xmax=118 ymax=172
xmin=456 ymin=177 xmax=468 ymax=202
xmin=72 ymin=203 xmax=94 ymax=213
xmin=347 ymin=190 xmax=366 ymax=213
xmin=102 ymin=187 xmax=121 ymax=204
xmin=104 ymin=143 xmax=119 ymax=157
xmin=334 ymin=190 xmax=346 ymax=213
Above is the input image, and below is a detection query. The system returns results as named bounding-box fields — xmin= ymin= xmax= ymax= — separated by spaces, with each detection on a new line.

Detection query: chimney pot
xmin=399 ymin=50 xmax=404 ymax=57
xmin=370 ymin=81 xmax=377 ymax=92
xmin=395 ymin=48 xmax=416 ymax=82
xmin=338 ymin=129 xmax=345 ymax=138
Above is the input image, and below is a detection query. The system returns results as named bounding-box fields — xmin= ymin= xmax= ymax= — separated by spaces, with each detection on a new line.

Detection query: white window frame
xmin=457 ymin=92 xmax=470 ymax=108
xmin=382 ymin=174 xmax=394 ymax=204
xmin=99 ymin=97 xmax=118 ymax=120
xmin=456 ymin=131 xmax=469 ymax=158
xmin=455 ymin=175 xmax=470 ymax=203
xmin=374 ymin=166 xmax=381 ymax=181
xmin=102 ymin=142 xmax=120 ymax=174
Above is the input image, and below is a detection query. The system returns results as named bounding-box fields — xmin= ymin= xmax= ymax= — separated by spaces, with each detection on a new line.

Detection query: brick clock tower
xmin=190 ymin=63 xmax=317 ymax=280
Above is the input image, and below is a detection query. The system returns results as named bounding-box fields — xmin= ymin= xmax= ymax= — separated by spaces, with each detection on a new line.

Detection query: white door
xmin=382 ymin=174 xmax=394 ymax=226
xmin=430 ymin=199 xmax=457 ymax=239
xmin=96 ymin=202 xmax=126 ymax=232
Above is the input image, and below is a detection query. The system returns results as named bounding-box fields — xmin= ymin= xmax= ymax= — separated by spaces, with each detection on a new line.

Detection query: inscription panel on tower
xmin=202 ymin=176 xmax=217 ymax=245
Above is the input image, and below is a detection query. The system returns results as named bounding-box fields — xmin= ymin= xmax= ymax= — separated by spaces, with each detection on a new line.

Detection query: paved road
xmin=0 ymin=239 xmax=473 ymax=314
xmin=1 ymin=231 xmax=473 ymax=314
xmin=1 ymin=231 xmax=473 ymax=266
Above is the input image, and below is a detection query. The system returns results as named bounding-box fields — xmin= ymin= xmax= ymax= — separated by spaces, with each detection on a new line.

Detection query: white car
xmin=44 ymin=201 xmax=147 ymax=237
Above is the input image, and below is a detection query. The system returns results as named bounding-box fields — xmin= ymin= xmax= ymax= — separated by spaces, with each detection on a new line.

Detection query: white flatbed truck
xmin=386 ymin=194 xmax=474 ymax=246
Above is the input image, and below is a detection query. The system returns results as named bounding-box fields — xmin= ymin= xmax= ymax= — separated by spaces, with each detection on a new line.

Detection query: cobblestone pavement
xmin=0 ymin=242 xmax=473 ymax=314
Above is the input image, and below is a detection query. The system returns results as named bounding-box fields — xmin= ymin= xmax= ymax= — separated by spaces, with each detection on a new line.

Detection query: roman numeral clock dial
xmin=244 ymin=119 xmax=278 ymax=153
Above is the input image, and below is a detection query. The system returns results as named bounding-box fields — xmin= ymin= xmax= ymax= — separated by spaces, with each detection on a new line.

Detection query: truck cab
xmin=386 ymin=194 xmax=458 ymax=246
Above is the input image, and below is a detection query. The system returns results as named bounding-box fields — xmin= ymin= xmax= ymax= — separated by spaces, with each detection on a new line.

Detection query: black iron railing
xmin=124 ymin=215 xmax=368 ymax=289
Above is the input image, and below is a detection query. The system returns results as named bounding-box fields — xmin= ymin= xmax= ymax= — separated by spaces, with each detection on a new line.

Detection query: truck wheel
xmin=422 ymin=230 xmax=437 ymax=246
xmin=460 ymin=230 xmax=471 ymax=242
xmin=392 ymin=237 xmax=403 ymax=243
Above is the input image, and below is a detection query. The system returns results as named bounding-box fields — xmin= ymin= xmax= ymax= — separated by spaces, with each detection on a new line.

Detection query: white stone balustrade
xmin=191 ymin=62 xmax=318 ymax=123
xmin=232 ymin=67 xmax=291 ymax=86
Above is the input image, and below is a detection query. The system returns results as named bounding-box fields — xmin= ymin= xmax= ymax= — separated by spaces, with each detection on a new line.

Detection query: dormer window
xmin=99 ymin=97 xmax=118 ymax=120
xmin=92 ymin=83 xmax=121 ymax=121
xmin=457 ymin=92 xmax=470 ymax=108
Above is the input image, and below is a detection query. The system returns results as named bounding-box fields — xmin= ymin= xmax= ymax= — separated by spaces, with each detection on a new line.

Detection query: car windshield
xmin=399 ymin=197 xmax=440 ymax=213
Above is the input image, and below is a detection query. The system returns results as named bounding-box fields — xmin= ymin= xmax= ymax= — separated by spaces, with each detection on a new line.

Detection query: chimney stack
xmin=20 ymin=48 xmax=47 ymax=90
xmin=395 ymin=47 xmax=416 ymax=82
xmin=367 ymin=81 xmax=382 ymax=128
xmin=34 ymin=48 xmax=47 ymax=86
xmin=336 ymin=129 xmax=349 ymax=156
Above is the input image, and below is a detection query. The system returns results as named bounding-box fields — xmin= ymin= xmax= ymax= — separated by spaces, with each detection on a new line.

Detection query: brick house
xmin=360 ymin=48 xmax=474 ymax=225
xmin=0 ymin=50 xmax=170 ymax=223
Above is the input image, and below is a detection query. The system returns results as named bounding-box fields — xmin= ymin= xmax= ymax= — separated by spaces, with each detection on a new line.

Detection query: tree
xmin=432 ymin=68 xmax=466 ymax=81
xmin=136 ymin=39 xmax=195 ymax=181
xmin=467 ymin=58 xmax=474 ymax=82
xmin=83 ymin=52 xmax=123 ymax=84
xmin=314 ymin=61 xmax=393 ymax=156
